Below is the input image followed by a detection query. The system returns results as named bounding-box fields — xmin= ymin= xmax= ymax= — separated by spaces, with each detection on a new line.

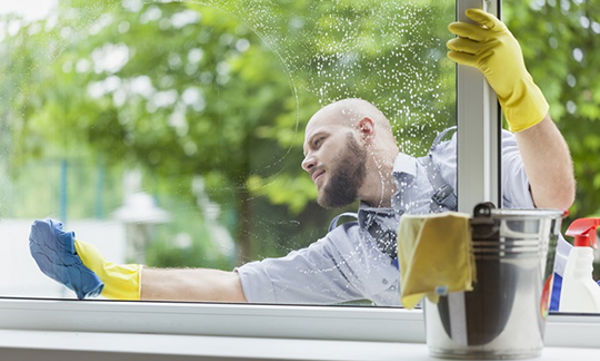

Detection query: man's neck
xmin=358 ymin=147 xmax=399 ymax=208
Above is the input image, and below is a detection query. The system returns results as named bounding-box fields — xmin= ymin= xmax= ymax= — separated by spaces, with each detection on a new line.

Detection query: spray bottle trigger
xmin=566 ymin=218 xmax=600 ymax=248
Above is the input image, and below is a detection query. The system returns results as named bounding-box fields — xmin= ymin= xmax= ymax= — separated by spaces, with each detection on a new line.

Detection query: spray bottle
xmin=558 ymin=218 xmax=600 ymax=313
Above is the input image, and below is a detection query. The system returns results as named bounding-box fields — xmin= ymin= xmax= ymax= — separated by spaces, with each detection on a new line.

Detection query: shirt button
xmin=382 ymin=279 xmax=388 ymax=285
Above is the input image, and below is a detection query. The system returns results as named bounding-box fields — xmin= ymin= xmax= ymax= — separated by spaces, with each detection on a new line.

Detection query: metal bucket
xmin=424 ymin=203 xmax=564 ymax=359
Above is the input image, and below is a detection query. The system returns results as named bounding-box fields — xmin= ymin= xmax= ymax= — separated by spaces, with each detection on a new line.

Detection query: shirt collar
xmin=356 ymin=153 xmax=416 ymax=215
xmin=358 ymin=201 xmax=394 ymax=214
xmin=354 ymin=153 xmax=416 ymax=226
xmin=357 ymin=201 xmax=397 ymax=229
xmin=392 ymin=152 xmax=417 ymax=178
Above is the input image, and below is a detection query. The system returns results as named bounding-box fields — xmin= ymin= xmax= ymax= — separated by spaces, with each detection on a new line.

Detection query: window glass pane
xmin=505 ymin=1 xmax=600 ymax=314
xmin=0 ymin=0 xmax=455 ymax=305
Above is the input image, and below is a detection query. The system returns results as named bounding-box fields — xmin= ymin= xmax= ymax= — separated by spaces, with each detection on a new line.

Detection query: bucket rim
xmin=486 ymin=208 xmax=564 ymax=218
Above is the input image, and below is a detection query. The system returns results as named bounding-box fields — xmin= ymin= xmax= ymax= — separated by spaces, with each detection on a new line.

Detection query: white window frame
xmin=0 ymin=298 xmax=599 ymax=348
xmin=457 ymin=0 xmax=501 ymax=213
xmin=1 ymin=0 xmax=599 ymax=356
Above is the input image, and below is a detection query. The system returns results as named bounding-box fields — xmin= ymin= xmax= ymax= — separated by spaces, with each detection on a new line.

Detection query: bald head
xmin=306 ymin=98 xmax=393 ymax=135
xmin=301 ymin=98 xmax=400 ymax=209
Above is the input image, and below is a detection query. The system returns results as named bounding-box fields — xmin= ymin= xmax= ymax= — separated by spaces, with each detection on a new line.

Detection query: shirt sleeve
xmin=500 ymin=130 xmax=535 ymax=209
xmin=234 ymin=222 xmax=365 ymax=304
xmin=433 ymin=129 xmax=534 ymax=209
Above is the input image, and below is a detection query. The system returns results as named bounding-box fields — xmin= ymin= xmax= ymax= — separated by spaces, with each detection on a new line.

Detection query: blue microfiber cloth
xmin=29 ymin=219 xmax=104 ymax=299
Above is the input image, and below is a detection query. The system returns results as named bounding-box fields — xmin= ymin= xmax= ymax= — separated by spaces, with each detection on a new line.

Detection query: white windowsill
xmin=1 ymin=329 xmax=599 ymax=361
xmin=0 ymin=298 xmax=599 ymax=360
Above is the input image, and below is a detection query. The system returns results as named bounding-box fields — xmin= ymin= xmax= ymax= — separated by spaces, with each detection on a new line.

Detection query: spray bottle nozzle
xmin=565 ymin=218 xmax=600 ymax=248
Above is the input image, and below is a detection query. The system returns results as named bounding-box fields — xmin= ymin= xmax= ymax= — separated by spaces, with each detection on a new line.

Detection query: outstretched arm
xmin=29 ymin=219 xmax=249 ymax=302
xmin=140 ymin=267 xmax=247 ymax=302
xmin=30 ymin=218 xmax=365 ymax=304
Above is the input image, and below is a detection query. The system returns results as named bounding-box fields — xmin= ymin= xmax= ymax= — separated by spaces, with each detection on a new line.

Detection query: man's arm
xmin=447 ymin=9 xmax=575 ymax=210
xmin=30 ymin=218 xmax=369 ymax=304
xmin=514 ymin=113 xmax=575 ymax=209
xmin=73 ymin=236 xmax=247 ymax=302
xmin=140 ymin=267 xmax=247 ymax=302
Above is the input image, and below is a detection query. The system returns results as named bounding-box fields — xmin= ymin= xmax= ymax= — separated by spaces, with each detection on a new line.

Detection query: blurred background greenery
xmin=0 ymin=0 xmax=598 ymax=276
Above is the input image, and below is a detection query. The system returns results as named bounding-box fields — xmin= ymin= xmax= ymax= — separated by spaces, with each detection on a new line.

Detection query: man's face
xmin=302 ymin=123 xmax=367 ymax=209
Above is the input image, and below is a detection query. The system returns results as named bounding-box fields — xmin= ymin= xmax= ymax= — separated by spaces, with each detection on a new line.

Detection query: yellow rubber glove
xmin=447 ymin=8 xmax=549 ymax=132
xmin=74 ymin=240 xmax=142 ymax=300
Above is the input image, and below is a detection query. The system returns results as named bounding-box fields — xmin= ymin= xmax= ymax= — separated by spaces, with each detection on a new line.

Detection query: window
xmin=0 ymin=0 xmax=454 ymax=305
xmin=0 ymin=0 xmax=598 ymax=351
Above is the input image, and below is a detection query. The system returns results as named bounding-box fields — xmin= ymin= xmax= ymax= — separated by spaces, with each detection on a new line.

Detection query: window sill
xmin=0 ymin=329 xmax=599 ymax=361
xmin=0 ymin=298 xmax=598 ymax=360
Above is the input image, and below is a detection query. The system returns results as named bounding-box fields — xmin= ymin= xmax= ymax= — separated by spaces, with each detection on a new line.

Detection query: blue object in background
xmin=549 ymin=273 xmax=563 ymax=312
xmin=549 ymin=234 xmax=573 ymax=311
xmin=29 ymin=218 xmax=103 ymax=299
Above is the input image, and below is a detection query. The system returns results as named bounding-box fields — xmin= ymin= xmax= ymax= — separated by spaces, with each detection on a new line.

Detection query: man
xmin=30 ymin=9 xmax=575 ymax=306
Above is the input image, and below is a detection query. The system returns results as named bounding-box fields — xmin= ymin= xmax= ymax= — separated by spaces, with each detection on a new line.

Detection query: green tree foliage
xmin=505 ymin=1 xmax=600 ymax=220
xmin=504 ymin=0 xmax=600 ymax=277
xmin=4 ymin=0 xmax=597 ymax=270
xmin=2 ymin=0 xmax=456 ymax=266
xmin=3 ymin=0 xmax=297 ymax=264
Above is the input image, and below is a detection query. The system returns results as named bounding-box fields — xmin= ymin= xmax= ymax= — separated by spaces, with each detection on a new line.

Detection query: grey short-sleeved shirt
xmin=235 ymin=129 xmax=534 ymax=305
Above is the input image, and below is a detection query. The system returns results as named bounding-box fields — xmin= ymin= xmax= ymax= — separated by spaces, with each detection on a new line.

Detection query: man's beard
xmin=319 ymin=134 xmax=367 ymax=209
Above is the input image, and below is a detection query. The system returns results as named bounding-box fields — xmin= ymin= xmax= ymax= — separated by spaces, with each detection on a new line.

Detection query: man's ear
xmin=357 ymin=117 xmax=375 ymax=140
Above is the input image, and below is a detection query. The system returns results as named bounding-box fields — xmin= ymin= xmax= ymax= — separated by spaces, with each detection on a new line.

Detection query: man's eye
xmin=314 ymin=137 xmax=324 ymax=148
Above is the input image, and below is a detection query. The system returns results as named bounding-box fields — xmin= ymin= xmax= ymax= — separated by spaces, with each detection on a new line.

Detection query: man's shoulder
xmin=318 ymin=218 xmax=365 ymax=251
xmin=326 ymin=219 xmax=360 ymax=239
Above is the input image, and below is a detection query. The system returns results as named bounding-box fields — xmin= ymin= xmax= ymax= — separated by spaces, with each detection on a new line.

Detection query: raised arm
xmin=514 ymin=114 xmax=574 ymax=209
xmin=447 ymin=8 xmax=575 ymax=209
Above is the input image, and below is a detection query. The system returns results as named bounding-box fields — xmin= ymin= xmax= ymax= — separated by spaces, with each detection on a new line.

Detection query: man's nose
xmin=302 ymin=155 xmax=316 ymax=173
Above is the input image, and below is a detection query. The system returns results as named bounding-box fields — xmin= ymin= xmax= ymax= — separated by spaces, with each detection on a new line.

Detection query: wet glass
xmin=0 ymin=0 xmax=455 ymax=304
